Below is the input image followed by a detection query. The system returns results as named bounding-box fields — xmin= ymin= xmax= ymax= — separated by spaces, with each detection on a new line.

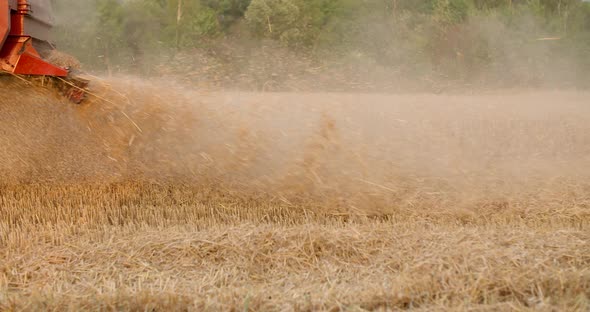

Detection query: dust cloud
xmin=1 ymin=74 xmax=589 ymax=214
xmin=1 ymin=3 xmax=589 ymax=311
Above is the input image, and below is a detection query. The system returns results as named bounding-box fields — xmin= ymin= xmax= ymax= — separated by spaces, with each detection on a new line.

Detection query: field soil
xmin=0 ymin=76 xmax=589 ymax=311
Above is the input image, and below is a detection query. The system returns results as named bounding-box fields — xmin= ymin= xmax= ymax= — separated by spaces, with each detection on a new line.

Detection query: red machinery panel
xmin=0 ymin=0 xmax=68 ymax=77
xmin=0 ymin=0 xmax=9 ymax=47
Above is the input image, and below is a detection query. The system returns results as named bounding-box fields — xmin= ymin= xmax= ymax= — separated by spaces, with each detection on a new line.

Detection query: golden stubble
xmin=0 ymin=76 xmax=589 ymax=311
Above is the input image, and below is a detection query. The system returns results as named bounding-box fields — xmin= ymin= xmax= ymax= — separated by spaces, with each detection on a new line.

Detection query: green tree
xmin=95 ymin=0 xmax=126 ymax=74
xmin=165 ymin=0 xmax=220 ymax=48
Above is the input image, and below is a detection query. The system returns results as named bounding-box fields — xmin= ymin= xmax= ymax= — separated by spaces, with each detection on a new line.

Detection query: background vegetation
xmin=53 ymin=0 xmax=590 ymax=90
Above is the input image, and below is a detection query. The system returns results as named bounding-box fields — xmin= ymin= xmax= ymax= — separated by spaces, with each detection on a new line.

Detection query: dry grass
xmin=1 ymin=215 xmax=588 ymax=311
xmin=0 ymin=77 xmax=589 ymax=311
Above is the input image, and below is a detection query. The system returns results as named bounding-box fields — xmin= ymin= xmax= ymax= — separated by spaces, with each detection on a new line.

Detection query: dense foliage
xmin=52 ymin=0 xmax=590 ymax=88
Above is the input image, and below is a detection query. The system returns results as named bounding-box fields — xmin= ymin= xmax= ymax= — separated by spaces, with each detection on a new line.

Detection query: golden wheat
xmin=0 ymin=77 xmax=589 ymax=311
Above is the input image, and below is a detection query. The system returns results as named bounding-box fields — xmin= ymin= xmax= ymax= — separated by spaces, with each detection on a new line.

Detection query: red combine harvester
xmin=0 ymin=0 xmax=87 ymax=103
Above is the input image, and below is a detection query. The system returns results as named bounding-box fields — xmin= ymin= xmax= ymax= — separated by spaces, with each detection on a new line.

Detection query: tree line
xmin=52 ymin=0 xmax=590 ymax=87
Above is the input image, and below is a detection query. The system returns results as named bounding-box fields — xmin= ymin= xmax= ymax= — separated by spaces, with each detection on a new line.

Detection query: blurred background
xmin=52 ymin=0 xmax=590 ymax=91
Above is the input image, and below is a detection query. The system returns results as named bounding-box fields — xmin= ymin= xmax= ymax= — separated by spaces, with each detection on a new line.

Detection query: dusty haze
xmin=1 ymin=1 xmax=590 ymax=308
xmin=1 ymin=76 xmax=590 ymax=211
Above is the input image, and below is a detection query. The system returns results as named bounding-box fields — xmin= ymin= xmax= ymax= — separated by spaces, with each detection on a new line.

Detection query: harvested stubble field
xmin=0 ymin=76 xmax=589 ymax=311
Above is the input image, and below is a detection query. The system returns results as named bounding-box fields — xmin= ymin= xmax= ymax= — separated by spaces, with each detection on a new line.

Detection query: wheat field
xmin=0 ymin=77 xmax=589 ymax=311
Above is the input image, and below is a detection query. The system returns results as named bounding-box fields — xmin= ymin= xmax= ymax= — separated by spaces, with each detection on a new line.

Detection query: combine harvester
xmin=0 ymin=0 xmax=87 ymax=102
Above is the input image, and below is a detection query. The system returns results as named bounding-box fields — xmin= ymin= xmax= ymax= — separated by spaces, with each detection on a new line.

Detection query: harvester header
xmin=0 ymin=0 xmax=87 ymax=102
